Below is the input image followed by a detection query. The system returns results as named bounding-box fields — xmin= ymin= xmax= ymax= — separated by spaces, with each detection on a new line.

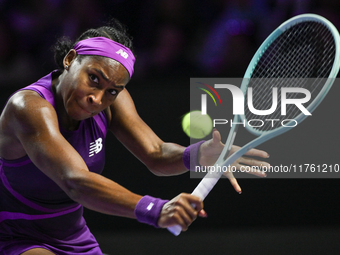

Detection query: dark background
xmin=1 ymin=0 xmax=340 ymax=254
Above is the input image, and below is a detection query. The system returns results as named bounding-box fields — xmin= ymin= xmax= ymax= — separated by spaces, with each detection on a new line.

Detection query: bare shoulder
xmin=109 ymin=89 xmax=138 ymax=128
xmin=1 ymin=90 xmax=57 ymax=131
xmin=0 ymin=90 xmax=58 ymax=159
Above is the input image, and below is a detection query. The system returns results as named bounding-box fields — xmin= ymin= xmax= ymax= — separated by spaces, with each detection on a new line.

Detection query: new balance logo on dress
xmin=116 ymin=49 xmax=129 ymax=59
xmin=89 ymin=138 xmax=103 ymax=157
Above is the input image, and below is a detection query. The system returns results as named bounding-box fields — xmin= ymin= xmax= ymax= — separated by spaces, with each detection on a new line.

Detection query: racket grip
xmin=167 ymin=173 xmax=223 ymax=236
xmin=167 ymin=225 xmax=182 ymax=236
xmin=167 ymin=202 xmax=197 ymax=236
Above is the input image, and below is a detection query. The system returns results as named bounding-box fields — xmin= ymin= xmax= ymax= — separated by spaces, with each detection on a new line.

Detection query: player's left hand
xmin=198 ymin=129 xmax=270 ymax=193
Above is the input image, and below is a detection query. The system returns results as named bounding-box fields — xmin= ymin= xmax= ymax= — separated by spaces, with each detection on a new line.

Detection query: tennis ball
xmin=182 ymin=111 xmax=213 ymax=139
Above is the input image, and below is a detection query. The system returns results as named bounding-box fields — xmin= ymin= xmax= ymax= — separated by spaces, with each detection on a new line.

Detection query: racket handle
xmin=167 ymin=175 xmax=223 ymax=237
xmin=192 ymin=171 xmax=223 ymax=199
xmin=167 ymin=203 xmax=196 ymax=236
xmin=167 ymin=225 xmax=182 ymax=236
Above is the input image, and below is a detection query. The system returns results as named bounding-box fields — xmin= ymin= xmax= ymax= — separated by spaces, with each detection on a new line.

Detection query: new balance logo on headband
xmin=116 ymin=49 xmax=129 ymax=59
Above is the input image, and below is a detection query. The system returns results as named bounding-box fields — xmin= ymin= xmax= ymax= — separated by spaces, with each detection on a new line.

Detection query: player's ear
xmin=63 ymin=49 xmax=77 ymax=69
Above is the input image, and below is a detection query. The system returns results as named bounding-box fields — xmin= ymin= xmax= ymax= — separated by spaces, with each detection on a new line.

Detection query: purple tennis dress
xmin=0 ymin=71 xmax=107 ymax=254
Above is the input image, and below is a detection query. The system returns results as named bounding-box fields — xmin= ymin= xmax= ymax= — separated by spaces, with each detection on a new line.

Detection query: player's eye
xmin=89 ymin=74 xmax=99 ymax=84
xmin=108 ymin=89 xmax=117 ymax=96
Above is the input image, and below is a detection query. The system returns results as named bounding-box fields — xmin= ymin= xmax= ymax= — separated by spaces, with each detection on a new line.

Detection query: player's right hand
xmin=157 ymin=193 xmax=207 ymax=230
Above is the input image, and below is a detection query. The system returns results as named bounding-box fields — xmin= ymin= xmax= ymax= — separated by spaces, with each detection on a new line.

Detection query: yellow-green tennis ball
xmin=182 ymin=111 xmax=213 ymax=139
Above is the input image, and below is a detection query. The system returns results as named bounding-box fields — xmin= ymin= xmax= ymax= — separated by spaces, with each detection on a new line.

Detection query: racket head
xmin=239 ymin=13 xmax=340 ymax=137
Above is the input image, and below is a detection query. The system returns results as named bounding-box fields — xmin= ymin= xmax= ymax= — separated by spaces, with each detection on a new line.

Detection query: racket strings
xmin=244 ymin=21 xmax=335 ymax=132
xmin=248 ymin=28 xmax=317 ymax=114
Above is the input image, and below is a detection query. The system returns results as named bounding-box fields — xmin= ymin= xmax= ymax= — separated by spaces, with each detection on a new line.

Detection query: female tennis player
xmin=0 ymin=19 xmax=269 ymax=254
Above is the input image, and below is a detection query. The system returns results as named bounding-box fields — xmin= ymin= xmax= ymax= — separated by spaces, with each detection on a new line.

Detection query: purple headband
xmin=73 ymin=37 xmax=135 ymax=77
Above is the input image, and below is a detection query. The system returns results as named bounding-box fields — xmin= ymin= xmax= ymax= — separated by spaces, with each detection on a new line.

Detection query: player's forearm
xmin=146 ymin=142 xmax=188 ymax=176
xmin=64 ymin=171 xmax=142 ymax=218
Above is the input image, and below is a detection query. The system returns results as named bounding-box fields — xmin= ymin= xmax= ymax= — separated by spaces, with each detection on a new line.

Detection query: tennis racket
xmin=168 ymin=13 xmax=340 ymax=236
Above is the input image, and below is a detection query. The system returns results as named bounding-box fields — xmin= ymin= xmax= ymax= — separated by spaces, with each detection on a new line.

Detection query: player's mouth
xmin=77 ymin=101 xmax=94 ymax=115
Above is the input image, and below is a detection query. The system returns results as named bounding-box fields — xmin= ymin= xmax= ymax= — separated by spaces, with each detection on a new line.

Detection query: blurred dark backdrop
xmin=1 ymin=1 xmax=340 ymax=254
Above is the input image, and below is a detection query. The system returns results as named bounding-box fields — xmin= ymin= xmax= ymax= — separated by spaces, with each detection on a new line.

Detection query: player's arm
xmin=108 ymin=89 xmax=270 ymax=177
xmin=108 ymin=89 xmax=188 ymax=176
xmin=2 ymin=90 xmax=143 ymax=218
xmin=2 ymin=90 xmax=202 ymax=230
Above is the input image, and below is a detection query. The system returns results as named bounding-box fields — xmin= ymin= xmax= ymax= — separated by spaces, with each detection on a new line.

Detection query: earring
xmin=65 ymin=65 xmax=69 ymax=70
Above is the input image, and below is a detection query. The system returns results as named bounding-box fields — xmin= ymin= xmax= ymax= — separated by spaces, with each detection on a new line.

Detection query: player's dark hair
xmin=53 ymin=18 xmax=134 ymax=70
